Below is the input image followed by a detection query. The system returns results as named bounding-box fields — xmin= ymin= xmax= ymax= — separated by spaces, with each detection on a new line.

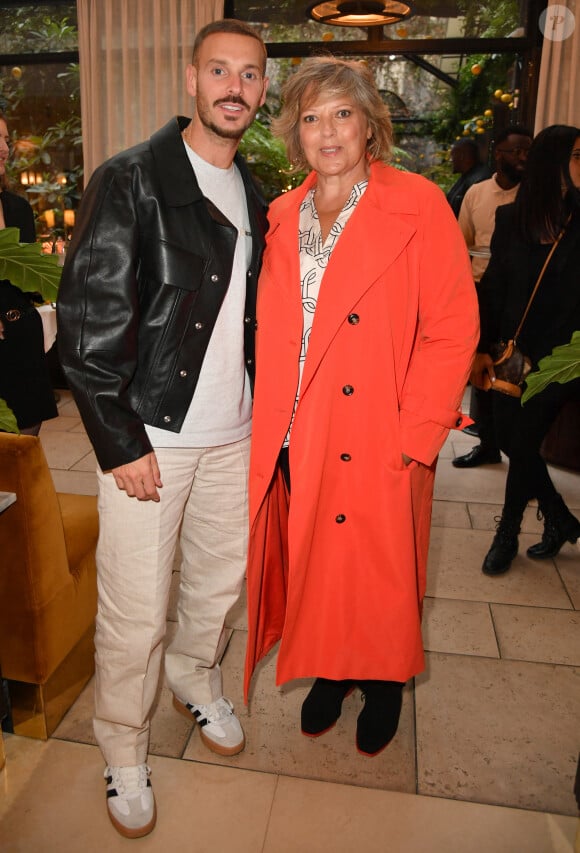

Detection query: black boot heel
xmin=527 ymin=495 xmax=580 ymax=559
xmin=301 ymin=678 xmax=354 ymax=737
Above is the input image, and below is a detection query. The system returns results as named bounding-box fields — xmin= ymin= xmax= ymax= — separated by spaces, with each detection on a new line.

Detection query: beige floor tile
xmin=415 ymin=653 xmax=580 ymax=816
xmin=40 ymin=429 xmax=94 ymax=470
xmin=0 ymin=737 xmax=276 ymax=853
xmin=491 ymin=604 xmax=580 ymax=666
xmin=431 ymin=499 xmax=472 ymax=529
xmin=557 ymin=553 xmax=580 ymax=609
xmin=183 ymin=630 xmax=417 ymax=794
xmin=263 ymin=775 xmax=577 ymax=853
xmin=426 ymin=527 xmax=573 ymax=608
xmin=435 ymin=457 xmax=508 ymax=505
xmin=52 ymin=677 xmax=97 ymax=746
xmin=71 ymin=449 xmax=97 ymax=472
xmin=55 ymin=392 xmax=81 ymax=417
xmin=423 ymin=597 xmax=499 ymax=658
xmin=41 ymin=415 xmax=83 ymax=432
xmin=468 ymin=501 xmax=545 ymax=534
xmin=50 ymin=468 xmax=98 ymax=495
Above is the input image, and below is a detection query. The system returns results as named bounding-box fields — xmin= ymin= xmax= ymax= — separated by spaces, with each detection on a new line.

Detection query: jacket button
xmin=246 ymin=358 xmax=253 ymax=366
xmin=342 ymin=385 xmax=354 ymax=396
xmin=348 ymin=313 xmax=360 ymax=324
xmin=194 ymin=321 xmax=204 ymax=330
xmin=455 ymin=417 xmax=463 ymax=427
xmin=340 ymin=453 xmax=351 ymax=462
xmin=179 ymin=370 xmax=188 ymax=378
xmin=163 ymin=415 xmax=172 ymax=423
xmin=244 ymin=316 xmax=252 ymax=324
xmin=247 ymin=270 xmax=253 ymax=277
xmin=335 ymin=514 xmax=346 ymax=523
xmin=211 ymin=274 xmax=219 ymax=283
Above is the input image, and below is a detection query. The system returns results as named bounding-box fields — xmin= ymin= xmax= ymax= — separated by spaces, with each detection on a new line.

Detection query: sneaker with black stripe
xmin=104 ymin=763 xmax=156 ymax=838
xmin=173 ymin=694 xmax=245 ymax=756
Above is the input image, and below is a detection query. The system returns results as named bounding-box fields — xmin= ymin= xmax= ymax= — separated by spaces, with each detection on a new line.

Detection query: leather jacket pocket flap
xmin=143 ymin=240 xmax=209 ymax=292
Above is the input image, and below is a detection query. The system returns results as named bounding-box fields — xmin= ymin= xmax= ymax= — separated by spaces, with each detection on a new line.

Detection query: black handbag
xmin=488 ymin=225 xmax=567 ymax=398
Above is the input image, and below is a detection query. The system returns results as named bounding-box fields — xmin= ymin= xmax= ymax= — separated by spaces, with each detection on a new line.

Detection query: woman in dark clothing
xmin=0 ymin=113 xmax=57 ymax=434
xmin=471 ymin=124 xmax=580 ymax=575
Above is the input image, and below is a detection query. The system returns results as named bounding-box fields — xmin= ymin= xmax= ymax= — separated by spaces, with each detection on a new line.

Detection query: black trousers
xmin=493 ymin=377 xmax=580 ymax=518
xmin=469 ymin=385 xmax=499 ymax=450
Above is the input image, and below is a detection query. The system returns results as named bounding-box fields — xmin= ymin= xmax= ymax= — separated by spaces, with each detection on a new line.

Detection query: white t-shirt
xmin=145 ymin=144 xmax=252 ymax=448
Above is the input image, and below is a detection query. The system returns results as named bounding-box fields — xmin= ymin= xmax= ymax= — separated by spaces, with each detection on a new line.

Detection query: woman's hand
xmin=470 ymin=352 xmax=495 ymax=390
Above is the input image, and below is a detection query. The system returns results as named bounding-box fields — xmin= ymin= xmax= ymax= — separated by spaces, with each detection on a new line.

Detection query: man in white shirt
xmin=453 ymin=125 xmax=532 ymax=468
xmin=58 ymin=20 xmax=269 ymax=838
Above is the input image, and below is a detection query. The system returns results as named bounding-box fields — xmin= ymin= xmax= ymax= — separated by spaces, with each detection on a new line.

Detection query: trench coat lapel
xmin=300 ymin=174 xmax=417 ymax=396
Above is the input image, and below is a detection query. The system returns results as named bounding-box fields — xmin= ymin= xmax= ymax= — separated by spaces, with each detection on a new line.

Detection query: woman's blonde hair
xmin=272 ymin=56 xmax=393 ymax=171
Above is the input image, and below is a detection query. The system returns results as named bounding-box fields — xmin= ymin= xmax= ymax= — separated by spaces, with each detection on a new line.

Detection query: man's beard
xmin=501 ymin=160 xmax=524 ymax=185
xmin=197 ymin=95 xmax=254 ymax=141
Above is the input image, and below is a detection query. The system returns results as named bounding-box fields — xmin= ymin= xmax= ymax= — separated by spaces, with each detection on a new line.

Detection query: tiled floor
xmin=1 ymin=391 xmax=579 ymax=852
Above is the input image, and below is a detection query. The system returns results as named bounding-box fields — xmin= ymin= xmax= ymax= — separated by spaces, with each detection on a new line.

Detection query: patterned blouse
xmin=284 ymin=179 xmax=368 ymax=446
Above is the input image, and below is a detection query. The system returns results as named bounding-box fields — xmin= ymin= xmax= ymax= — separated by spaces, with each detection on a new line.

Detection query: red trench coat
xmin=244 ymin=162 xmax=479 ymax=701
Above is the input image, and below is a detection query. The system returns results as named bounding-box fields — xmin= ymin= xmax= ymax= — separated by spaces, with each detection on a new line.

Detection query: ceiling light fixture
xmin=307 ymin=1 xmax=414 ymax=28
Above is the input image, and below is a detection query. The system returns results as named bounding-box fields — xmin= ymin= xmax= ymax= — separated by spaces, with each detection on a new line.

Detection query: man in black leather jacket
xmin=57 ymin=19 xmax=269 ymax=839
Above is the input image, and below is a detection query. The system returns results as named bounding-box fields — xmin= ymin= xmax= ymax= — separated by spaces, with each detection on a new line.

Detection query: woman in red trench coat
xmin=244 ymin=58 xmax=479 ymax=756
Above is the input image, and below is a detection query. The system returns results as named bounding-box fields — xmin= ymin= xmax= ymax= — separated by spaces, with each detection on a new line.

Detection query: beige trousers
xmin=93 ymin=436 xmax=250 ymax=766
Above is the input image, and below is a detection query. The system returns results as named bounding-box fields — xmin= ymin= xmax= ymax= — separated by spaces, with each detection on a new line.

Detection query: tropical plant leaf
xmin=521 ymin=331 xmax=580 ymax=404
xmin=0 ymin=227 xmax=62 ymax=302
xmin=0 ymin=397 xmax=19 ymax=433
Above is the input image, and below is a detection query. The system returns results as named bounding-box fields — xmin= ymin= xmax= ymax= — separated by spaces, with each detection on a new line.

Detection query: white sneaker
xmin=104 ymin=764 xmax=156 ymax=838
xmin=173 ymin=695 xmax=245 ymax=756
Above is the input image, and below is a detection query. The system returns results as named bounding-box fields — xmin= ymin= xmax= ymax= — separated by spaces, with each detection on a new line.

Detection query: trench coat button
xmin=348 ymin=313 xmax=360 ymax=324
xmin=211 ymin=274 xmax=219 ymax=283
xmin=455 ymin=416 xmax=463 ymax=427
xmin=340 ymin=453 xmax=351 ymax=462
xmin=179 ymin=370 xmax=188 ymax=378
xmin=342 ymin=385 xmax=354 ymax=396
xmin=194 ymin=321 xmax=204 ymax=330
xmin=163 ymin=415 xmax=172 ymax=423
xmin=335 ymin=514 xmax=346 ymax=523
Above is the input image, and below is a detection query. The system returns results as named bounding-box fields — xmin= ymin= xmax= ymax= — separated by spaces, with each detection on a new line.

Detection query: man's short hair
xmin=192 ymin=18 xmax=267 ymax=74
xmin=494 ymin=124 xmax=533 ymax=148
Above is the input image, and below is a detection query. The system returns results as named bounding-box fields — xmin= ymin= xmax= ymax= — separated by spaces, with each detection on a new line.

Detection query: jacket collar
xmin=149 ymin=116 xmax=267 ymax=258
xmin=150 ymin=116 xmax=267 ymax=216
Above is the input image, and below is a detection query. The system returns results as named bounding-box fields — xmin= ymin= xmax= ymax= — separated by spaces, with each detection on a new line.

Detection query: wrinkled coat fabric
xmin=244 ymin=163 xmax=479 ymax=700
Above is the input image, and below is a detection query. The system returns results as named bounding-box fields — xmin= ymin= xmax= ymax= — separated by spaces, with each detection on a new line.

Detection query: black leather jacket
xmin=57 ymin=117 xmax=268 ymax=470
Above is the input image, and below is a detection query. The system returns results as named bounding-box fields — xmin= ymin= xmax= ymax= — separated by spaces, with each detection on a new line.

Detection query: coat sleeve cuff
xmin=400 ymin=403 xmax=473 ymax=466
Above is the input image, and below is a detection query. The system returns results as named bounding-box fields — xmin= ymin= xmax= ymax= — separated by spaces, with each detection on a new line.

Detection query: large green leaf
xmin=0 ymin=397 xmax=19 ymax=433
xmin=521 ymin=331 xmax=580 ymax=404
xmin=0 ymin=227 xmax=62 ymax=302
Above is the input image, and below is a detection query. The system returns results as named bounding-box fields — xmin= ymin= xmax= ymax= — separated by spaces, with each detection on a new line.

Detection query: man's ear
xmin=185 ymin=64 xmax=197 ymax=99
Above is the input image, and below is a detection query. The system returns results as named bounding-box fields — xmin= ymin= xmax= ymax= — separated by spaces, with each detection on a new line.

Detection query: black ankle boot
xmin=482 ymin=511 xmax=521 ymax=576
xmin=301 ymin=678 xmax=354 ymax=737
xmin=527 ymin=495 xmax=580 ymax=559
xmin=356 ymin=680 xmax=404 ymax=756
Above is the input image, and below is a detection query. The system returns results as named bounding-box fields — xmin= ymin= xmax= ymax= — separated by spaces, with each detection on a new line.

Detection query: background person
xmin=244 ymin=57 xmax=479 ymax=758
xmin=453 ymin=124 xmax=533 ymax=469
xmin=472 ymin=124 xmax=580 ymax=576
xmin=57 ymin=20 xmax=268 ymax=838
xmin=446 ymin=137 xmax=491 ymax=218
xmin=0 ymin=112 xmax=57 ymax=434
